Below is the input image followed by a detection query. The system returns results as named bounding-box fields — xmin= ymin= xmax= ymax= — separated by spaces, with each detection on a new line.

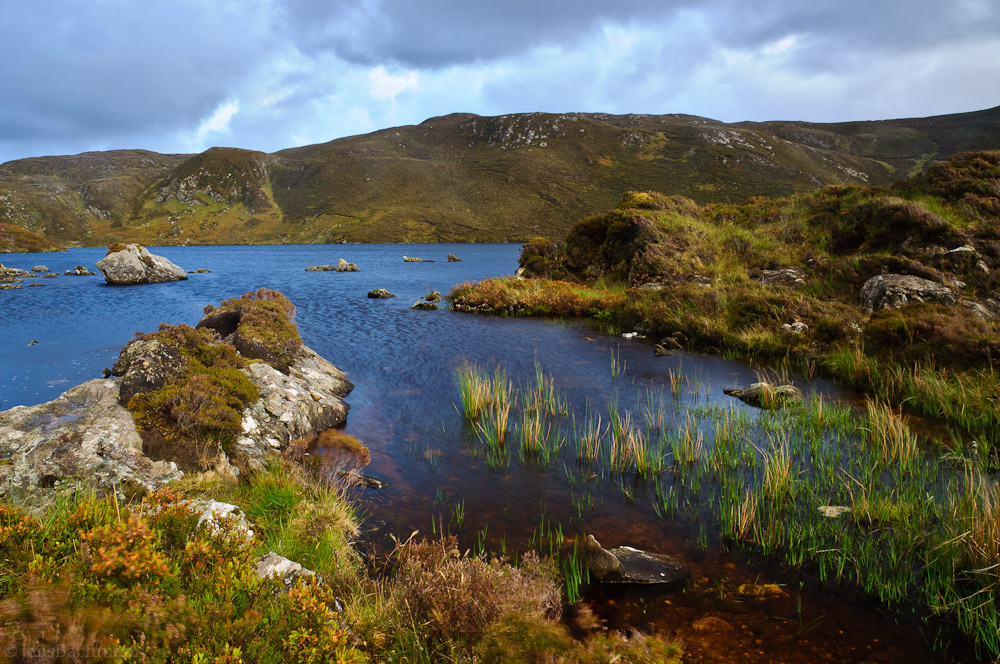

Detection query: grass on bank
xmin=0 ymin=458 xmax=681 ymax=663
xmin=450 ymin=358 xmax=1000 ymax=660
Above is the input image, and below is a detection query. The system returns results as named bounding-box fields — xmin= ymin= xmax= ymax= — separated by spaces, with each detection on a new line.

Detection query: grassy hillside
xmin=452 ymin=150 xmax=1000 ymax=439
xmin=1 ymin=107 xmax=999 ymax=245
xmin=0 ymin=222 xmax=66 ymax=253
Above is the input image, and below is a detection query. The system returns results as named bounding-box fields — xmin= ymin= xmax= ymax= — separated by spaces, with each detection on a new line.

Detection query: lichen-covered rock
xmin=860 ymin=273 xmax=955 ymax=313
xmin=411 ymin=301 xmax=438 ymax=310
xmin=447 ymin=253 xmax=462 ymax=262
xmin=367 ymin=288 xmax=395 ymax=298
xmin=305 ymin=264 xmax=335 ymax=271
xmin=180 ymin=499 xmax=254 ymax=539
xmin=781 ymin=321 xmax=809 ymax=334
xmin=255 ymin=552 xmax=318 ymax=590
xmin=234 ymin=346 xmax=353 ymax=465
xmin=723 ymin=382 xmax=803 ymax=408
xmin=0 ymin=378 xmax=183 ymax=513
xmin=97 ymin=244 xmax=187 ymax=285
xmin=403 ymin=255 xmax=424 ymax=262
xmin=335 ymin=258 xmax=360 ymax=272
xmin=111 ymin=336 xmax=187 ymax=406
xmin=425 ymin=291 xmax=442 ymax=302
xmin=759 ymin=267 xmax=806 ymax=287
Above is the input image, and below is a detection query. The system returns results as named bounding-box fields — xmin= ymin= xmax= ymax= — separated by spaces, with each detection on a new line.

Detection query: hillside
xmin=2 ymin=107 xmax=1000 ymax=245
xmin=0 ymin=222 xmax=65 ymax=253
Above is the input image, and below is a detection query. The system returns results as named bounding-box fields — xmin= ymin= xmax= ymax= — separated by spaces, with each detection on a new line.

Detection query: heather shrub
xmin=394 ymin=537 xmax=561 ymax=652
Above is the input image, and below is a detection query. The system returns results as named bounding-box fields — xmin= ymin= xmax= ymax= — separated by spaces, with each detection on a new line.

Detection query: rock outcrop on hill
xmin=97 ymin=243 xmax=188 ymax=284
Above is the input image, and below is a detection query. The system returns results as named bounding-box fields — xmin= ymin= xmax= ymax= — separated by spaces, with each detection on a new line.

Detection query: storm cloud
xmin=1 ymin=0 xmax=997 ymax=164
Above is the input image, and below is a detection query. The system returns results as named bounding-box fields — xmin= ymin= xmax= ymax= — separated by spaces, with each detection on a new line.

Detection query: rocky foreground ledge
xmin=0 ymin=289 xmax=353 ymax=512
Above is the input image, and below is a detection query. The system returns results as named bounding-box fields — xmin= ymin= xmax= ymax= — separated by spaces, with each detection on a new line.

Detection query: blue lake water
xmin=0 ymin=244 xmax=935 ymax=661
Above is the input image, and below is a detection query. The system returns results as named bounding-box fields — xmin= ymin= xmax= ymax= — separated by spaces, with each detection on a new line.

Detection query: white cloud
xmin=368 ymin=67 xmax=419 ymax=102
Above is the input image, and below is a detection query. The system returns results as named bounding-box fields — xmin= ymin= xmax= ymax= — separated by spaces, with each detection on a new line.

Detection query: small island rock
xmin=723 ymin=382 xmax=803 ymax=408
xmin=97 ymin=244 xmax=188 ymax=285
xmin=368 ymin=288 xmax=395 ymax=298
xmin=336 ymin=258 xmax=360 ymax=272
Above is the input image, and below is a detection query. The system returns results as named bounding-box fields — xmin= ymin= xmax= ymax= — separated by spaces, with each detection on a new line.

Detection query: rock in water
xmin=335 ymin=258 xmax=360 ymax=272
xmin=0 ymin=379 xmax=183 ymax=512
xmin=723 ymin=382 xmax=803 ymax=408
xmin=305 ymin=265 xmax=335 ymax=271
xmin=447 ymin=253 xmax=462 ymax=262
xmin=425 ymin=290 xmax=442 ymax=302
xmin=97 ymin=244 xmax=188 ymax=285
xmin=581 ymin=535 xmax=690 ymax=586
xmin=367 ymin=288 xmax=395 ymax=298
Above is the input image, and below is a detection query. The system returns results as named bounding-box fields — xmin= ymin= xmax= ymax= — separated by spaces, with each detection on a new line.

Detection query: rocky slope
xmin=2 ymin=107 xmax=999 ymax=245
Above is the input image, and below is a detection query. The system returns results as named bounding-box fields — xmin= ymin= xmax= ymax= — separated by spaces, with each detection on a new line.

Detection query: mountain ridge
xmin=2 ymin=106 xmax=999 ymax=247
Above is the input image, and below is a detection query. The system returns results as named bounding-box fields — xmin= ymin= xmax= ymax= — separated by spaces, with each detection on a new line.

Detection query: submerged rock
xmin=581 ymin=535 xmax=690 ymax=586
xmin=860 ymin=273 xmax=955 ymax=313
xmin=0 ymin=378 xmax=183 ymax=513
xmin=97 ymin=244 xmax=187 ymax=285
xmin=723 ymin=382 xmax=803 ymax=408
xmin=367 ymin=288 xmax=395 ymax=298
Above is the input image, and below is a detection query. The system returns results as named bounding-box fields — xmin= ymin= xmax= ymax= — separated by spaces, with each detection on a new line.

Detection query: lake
xmin=0 ymin=244 xmax=940 ymax=662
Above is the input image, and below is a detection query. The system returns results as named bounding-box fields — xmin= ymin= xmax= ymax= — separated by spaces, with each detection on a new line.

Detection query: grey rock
xmin=960 ymin=299 xmax=997 ymax=320
xmin=31 ymin=265 xmax=49 ymax=273
xmin=860 ymin=273 xmax=955 ymax=313
xmin=637 ymin=282 xmax=666 ymax=291
xmin=180 ymin=499 xmax=254 ymax=539
xmin=335 ymin=258 xmax=360 ymax=272
xmin=581 ymin=535 xmax=690 ymax=585
xmin=64 ymin=265 xmax=96 ymax=276
xmin=111 ymin=336 xmax=187 ymax=406
xmin=235 ymin=346 xmax=353 ymax=466
xmin=255 ymin=552 xmax=317 ymax=589
xmin=781 ymin=321 xmax=809 ymax=334
xmin=305 ymin=264 xmax=336 ymax=271
xmin=948 ymin=245 xmax=976 ymax=254
xmin=723 ymin=382 xmax=803 ymax=409
xmin=818 ymin=506 xmax=851 ymax=518
xmin=759 ymin=267 xmax=806 ymax=287
xmin=42 ymin=274 xmax=58 ymax=279
xmin=367 ymin=288 xmax=395 ymax=298
xmin=97 ymin=244 xmax=188 ymax=285
xmin=0 ymin=378 xmax=183 ymax=513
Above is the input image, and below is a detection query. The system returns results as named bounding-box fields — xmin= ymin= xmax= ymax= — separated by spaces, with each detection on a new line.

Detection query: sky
xmin=1 ymin=0 xmax=998 ymax=165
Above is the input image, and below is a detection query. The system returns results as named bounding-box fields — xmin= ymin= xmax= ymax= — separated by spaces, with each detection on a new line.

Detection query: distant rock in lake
xmin=97 ymin=244 xmax=187 ymax=285
xmin=368 ymin=288 xmax=395 ymax=298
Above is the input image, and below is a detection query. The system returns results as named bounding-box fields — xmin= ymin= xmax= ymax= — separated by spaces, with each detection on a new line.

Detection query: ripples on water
xmin=0 ymin=244 xmax=937 ymax=662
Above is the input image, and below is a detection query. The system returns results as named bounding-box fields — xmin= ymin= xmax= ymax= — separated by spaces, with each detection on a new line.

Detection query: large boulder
xmin=97 ymin=244 xmax=188 ymax=285
xmin=860 ymin=273 xmax=956 ymax=313
xmin=234 ymin=346 xmax=353 ymax=466
xmin=0 ymin=379 xmax=183 ymax=513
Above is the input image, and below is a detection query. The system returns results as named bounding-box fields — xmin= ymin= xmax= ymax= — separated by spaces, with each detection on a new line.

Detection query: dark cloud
xmin=277 ymin=0 xmax=1000 ymax=69
xmin=0 ymin=1 xmax=274 ymax=146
